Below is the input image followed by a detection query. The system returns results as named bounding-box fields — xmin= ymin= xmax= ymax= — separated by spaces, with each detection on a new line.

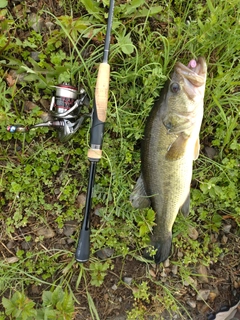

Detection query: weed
xmin=0 ymin=0 xmax=240 ymax=318
xmin=2 ymin=287 xmax=74 ymax=320
xmin=89 ymin=260 xmax=110 ymax=287
xmin=132 ymin=281 xmax=150 ymax=302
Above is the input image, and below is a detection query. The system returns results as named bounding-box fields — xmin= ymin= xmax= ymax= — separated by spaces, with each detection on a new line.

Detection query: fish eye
xmin=170 ymin=82 xmax=180 ymax=93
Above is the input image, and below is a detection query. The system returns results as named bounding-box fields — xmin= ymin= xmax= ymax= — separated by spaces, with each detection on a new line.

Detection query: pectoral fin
xmin=130 ymin=174 xmax=151 ymax=209
xmin=193 ymin=137 xmax=200 ymax=160
xmin=165 ymin=133 xmax=189 ymax=161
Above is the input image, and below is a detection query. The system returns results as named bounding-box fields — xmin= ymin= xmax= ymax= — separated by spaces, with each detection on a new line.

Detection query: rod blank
xmin=75 ymin=0 xmax=115 ymax=263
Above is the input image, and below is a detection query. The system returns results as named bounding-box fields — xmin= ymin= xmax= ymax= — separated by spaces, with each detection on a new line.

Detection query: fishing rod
xmin=75 ymin=0 xmax=115 ymax=263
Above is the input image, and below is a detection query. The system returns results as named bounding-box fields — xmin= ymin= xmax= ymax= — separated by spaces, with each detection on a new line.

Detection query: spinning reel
xmin=7 ymin=83 xmax=89 ymax=142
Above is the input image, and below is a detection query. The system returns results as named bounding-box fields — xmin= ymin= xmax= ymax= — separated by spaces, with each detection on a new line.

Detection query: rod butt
xmin=75 ymin=228 xmax=90 ymax=262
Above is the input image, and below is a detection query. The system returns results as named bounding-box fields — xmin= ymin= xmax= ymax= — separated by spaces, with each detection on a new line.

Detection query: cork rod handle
xmin=95 ymin=63 xmax=110 ymax=123
xmin=87 ymin=62 xmax=110 ymax=161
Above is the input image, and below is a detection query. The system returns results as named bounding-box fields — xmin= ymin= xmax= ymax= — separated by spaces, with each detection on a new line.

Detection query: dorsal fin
xmin=130 ymin=174 xmax=151 ymax=209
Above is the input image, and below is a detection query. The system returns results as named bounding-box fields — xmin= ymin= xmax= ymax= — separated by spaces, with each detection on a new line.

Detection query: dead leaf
xmin=5 ymin=73 xmax=16 ymax=87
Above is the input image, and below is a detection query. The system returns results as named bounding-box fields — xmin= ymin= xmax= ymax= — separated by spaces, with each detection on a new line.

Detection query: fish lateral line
xmin=130 ymin=57 xmax=207 ymax=263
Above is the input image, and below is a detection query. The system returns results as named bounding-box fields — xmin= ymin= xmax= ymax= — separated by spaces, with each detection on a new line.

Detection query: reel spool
xmin=51 ymin=84 xmax=78 ymax=115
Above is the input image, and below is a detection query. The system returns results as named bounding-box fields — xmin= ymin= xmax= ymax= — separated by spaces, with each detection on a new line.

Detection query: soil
xmin=1 ymin=1 xmax=239 ymax=320
xmin=2 ymin=220 xmax=240 ymax=319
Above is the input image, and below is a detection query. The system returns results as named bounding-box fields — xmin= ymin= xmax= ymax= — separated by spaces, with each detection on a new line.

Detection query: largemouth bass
xmin=130 ymin=57 xmax=207 ymax=264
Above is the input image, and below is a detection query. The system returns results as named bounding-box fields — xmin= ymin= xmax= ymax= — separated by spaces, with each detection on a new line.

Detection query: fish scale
xmin=130 ymin=57 xmax=207 ymax=264
xmin=142 ymin=110 xmax=194 ymax=261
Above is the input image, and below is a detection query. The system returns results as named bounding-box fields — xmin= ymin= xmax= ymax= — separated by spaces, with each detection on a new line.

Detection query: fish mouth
xmin=175 ymin=57 xmax=207 ymax=87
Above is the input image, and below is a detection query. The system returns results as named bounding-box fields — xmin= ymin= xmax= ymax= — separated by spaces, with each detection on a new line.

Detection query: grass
xmin=0 ymin=0 xmax=240 ymax=318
